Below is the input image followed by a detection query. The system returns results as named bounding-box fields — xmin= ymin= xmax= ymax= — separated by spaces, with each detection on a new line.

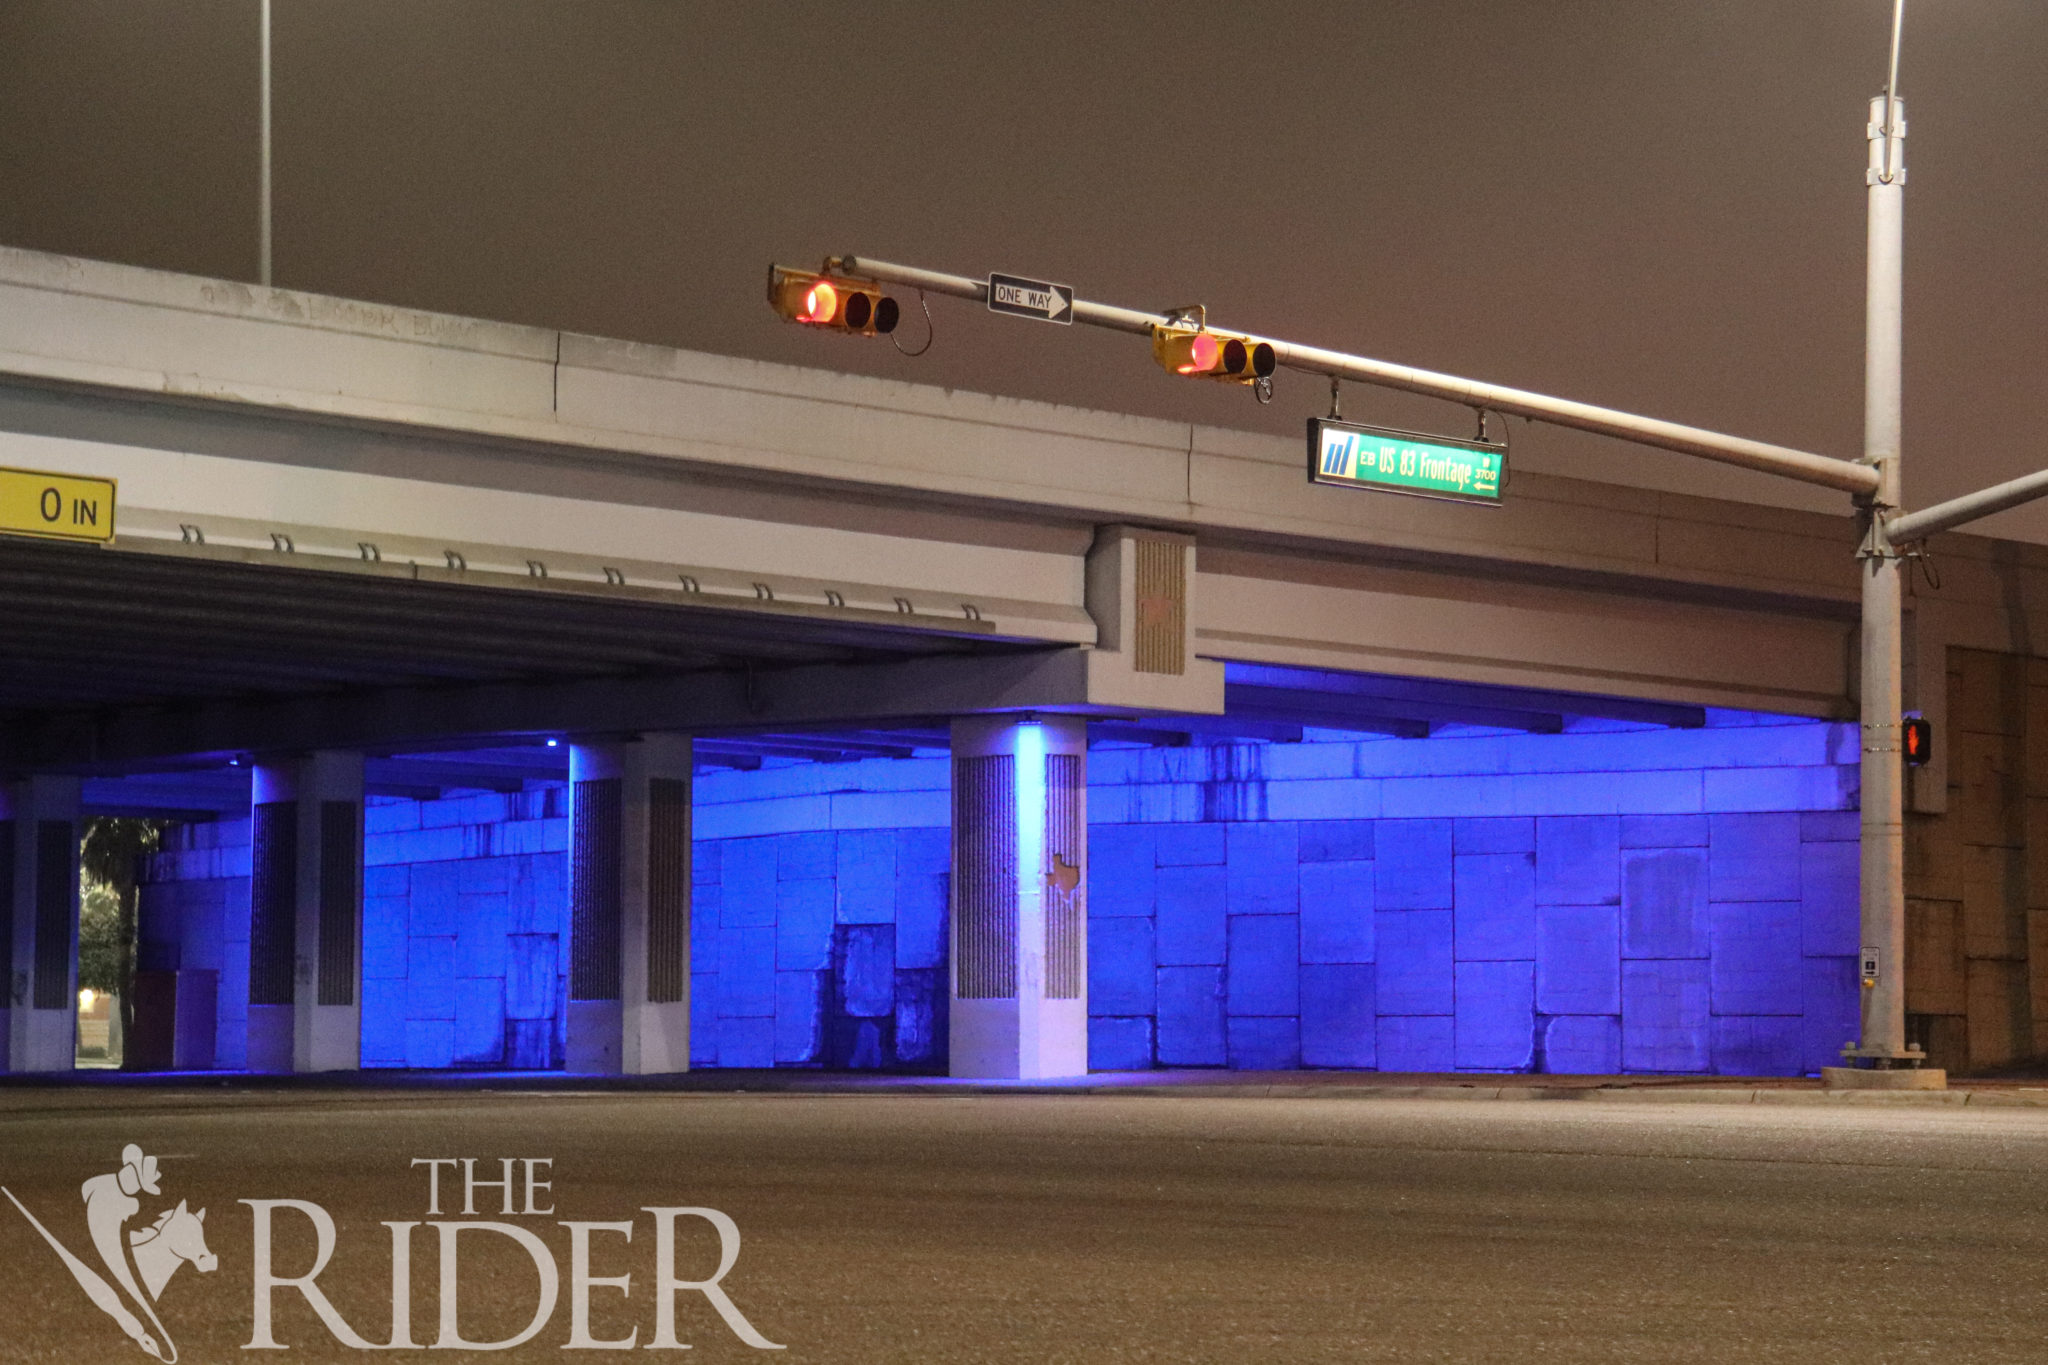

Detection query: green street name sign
xmin=1308 ymin=418 xmax=1506 ymax=506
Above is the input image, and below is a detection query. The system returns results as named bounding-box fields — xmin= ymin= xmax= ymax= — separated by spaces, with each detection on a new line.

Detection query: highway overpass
xmin=1 ymin=246 xmax=2037 ymax=1079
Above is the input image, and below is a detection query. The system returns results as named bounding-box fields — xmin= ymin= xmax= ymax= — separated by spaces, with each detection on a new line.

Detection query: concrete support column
xmin=3 ymin=776 xmax=81 ymax=1073
xmin=246 ymin=751 xmax=364 ymax=1073
xmin=948 ymin=715 xmax=1088 ymax=1079
xmin=566 ymin=735 xmax=692 ymax=1075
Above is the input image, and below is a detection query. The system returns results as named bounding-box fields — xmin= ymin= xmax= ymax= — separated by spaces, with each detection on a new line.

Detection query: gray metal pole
xmin=1887 ymin=469 xmax=2048 ymax=544
xmin=259 ymin=0 xmax=272 ymax=288
xmin=835 ymin=254 xmax=1881 ymax=498
xmin=1854 ymin=87 xmax=1917 ymax=1066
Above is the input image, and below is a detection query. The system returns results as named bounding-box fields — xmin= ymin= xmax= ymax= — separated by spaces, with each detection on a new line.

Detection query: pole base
xmin=1822 ymin=1066 xmax=1947 ymax=1091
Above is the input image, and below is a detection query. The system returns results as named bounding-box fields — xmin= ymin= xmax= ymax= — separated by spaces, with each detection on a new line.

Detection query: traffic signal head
xmin=1151 ymin=324 xmax=1275 ymax=384
xmin=1904 ymin=715 xmax=1932 ymax=767
xmin=767 ymin=266 xmax=900 ymax=336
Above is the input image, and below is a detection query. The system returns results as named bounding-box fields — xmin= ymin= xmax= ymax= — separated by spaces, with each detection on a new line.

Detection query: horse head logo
xmin=4 ymin=1143 xmax=217 ymax=1360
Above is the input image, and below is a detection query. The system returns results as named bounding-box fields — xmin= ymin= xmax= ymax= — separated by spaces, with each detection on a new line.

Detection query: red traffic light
xmin=768 ymin=266 xmax=899 ymax=336
xmin=1152 ymin=325 xmax=1275 ymax=384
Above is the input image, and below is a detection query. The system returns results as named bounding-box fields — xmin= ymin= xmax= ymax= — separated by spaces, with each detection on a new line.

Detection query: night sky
xmin=2 ymin=2 xmax=2042 ymax=538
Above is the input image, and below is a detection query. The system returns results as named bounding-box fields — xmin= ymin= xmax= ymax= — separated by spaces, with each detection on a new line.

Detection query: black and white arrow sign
xmin=987 ymin=272 xmax=1074 ymax=325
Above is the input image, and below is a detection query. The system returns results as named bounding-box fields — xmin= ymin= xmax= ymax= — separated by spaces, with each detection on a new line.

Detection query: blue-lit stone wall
xmin=687 ymin=829 xmax=951 ymax=1070
xmin=136 ymin=711 xmax=1859 ymax=1076
xmin=1083 ymin=717 xmax=1860 ymax=1075
xmin=359 ymin=788 xmax=570 ymax=1069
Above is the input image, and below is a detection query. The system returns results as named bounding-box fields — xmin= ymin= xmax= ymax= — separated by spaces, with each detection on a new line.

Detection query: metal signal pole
xmin=1850 ymin=0 xmax=1919 ymax=1067
xmin=259 ymin=0 xmax=272 ymax=288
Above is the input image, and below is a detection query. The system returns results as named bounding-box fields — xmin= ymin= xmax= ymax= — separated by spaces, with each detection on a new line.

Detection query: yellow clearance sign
xmin=0 ymin=465 xmax=117 ymax=543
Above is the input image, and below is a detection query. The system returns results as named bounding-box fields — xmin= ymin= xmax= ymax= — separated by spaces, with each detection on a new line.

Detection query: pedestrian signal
xmin=1903 ymin=716 xmax=1931 ymax=767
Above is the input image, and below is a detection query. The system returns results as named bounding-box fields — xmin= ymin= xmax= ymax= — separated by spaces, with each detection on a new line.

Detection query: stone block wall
xmin=689 ymin=827 xmax=950 ymax=1070
xmin=1083 ymin=716 xmax=1861 ymax=1075
xmin=1905 ymin=647 xmax=2048 ymax=1073
xmin=135 ymin=710 xmax=1862 ymax=1076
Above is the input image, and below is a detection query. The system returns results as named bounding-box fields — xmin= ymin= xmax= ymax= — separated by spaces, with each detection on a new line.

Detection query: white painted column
xmin=949 ymin=715 xmax=1089 ymax=1079
xmin=245 ymin=751 xmax=364 ymax=1073
xmin=566 ymin=735 xmax=692 ymax=1075
xmin=3 ymin=776 xmax=82 ymax=1073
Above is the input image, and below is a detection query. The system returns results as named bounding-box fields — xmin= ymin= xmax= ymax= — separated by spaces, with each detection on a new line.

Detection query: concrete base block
xmin=565 ymin=999 xmax=623 ymax=1075
xmin=1822 ymin=1065 xmax=1948 ymax=1090
xmin=245 ymin=1004 xmax=293 ymax=1074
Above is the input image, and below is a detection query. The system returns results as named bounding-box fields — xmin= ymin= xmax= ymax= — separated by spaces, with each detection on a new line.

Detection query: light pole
xmin=258 ymin=0 xmax=272 ymax=288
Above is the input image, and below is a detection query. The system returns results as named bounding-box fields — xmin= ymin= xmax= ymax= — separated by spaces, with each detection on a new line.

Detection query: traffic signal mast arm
xmin=832 ymin=255 xmax=1882 ymax=498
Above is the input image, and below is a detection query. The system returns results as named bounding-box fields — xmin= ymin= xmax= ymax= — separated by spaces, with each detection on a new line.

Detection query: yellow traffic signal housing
xmin=1151 ymin=324 xmax=1275 ymax=384
xmin=767 ymin=266 xmax=899 ymax=336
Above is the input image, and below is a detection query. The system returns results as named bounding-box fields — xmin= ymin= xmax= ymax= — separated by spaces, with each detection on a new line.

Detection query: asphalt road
xmin=2 ymin=1088 xmax=2045 ymax=1362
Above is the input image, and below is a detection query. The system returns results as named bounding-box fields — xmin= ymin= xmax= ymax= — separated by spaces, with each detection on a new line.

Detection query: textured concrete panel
xmin=718 ymin=925 xmax=776 ymax=1018
xmin=838 ymin=924 xmax=896 ymax=1019
xmin=361 ymin=978 xmax=407 ymax=1066
xmin=1227 ymin=822 xmax=1300 ymax=915
xmin=1156 ymin=966 xmax=1226 ymax=1066
xmin=403 ymin=1019 xmax=456 ymax=1070
xmin=1156 ymin=864 xmax=1227 ymax=966
xmin=1155 ymin=823 xmax=1226 ymax=867
xmin=1300 ymin=820 xmax=1375 ymax=863
xmin=1089 ymin=1016 xmax=1155 ymax=1071
xmin=720 ymin=839 xmax=779 ymax=927
xmin=454 ymin=978 xmax=505 ymax=1065
xmin=1711 ymin=1014 xmax=1803 ymax=1076
xmin=1709 ymin=901 xmax=1803 ymax=1016
xmin=406 ymin=936 xmax=455 ymax=1020
xmin=1375 ymin=820 xmax=1454 ymax=909
xmin=1376 ymin=910 xmax=1454 ymax=1015
xmin=690 ymin=973 xmax=717 ymax=1067
xmin=1799 ymin=838 xmax=1859 ymax=958
xmin=1621 ymin=815 xmax=1709 ymax=849
xmin=1377 ymin=1015 xmax=1455 ymax=1072
xmin=1089 ymin=916 xmax=1156 ymax=1016
xmin=1455 ymin=960 xmax=1535 ymax=1070
xmin=775 ymin=878 xmax=836 ymax=971
xmin=362 ymin=898 xmax=409 ymax=980
xmin=716 ymin=1016 xmax=774 ymax=1068
xmin=504 ymin=933 xmax=558 ymax=1021
xmin=456 ymin=893 xmax=509 ymax=981
xmin=779 ymin=830 xmax=837 ymax=882
xmin=1301 ymin=964 xmax=1375 ymax=1068
xmin=1300 ymin=861 xmax=1374 ymax=964
xmin=1622 ymin=850 xmax=1708 ymax=959
xmin=1536 ymin=905 xmax=1621 ymax=1015
xmin=1709 ymin=813 xmax=1802 ymax=902
xmin=895 ymin=871 xmax=948 ymax=970
xmin=835 ymin=830 xmax=896 ymax=923
xmin=1227 ymin=915 xmax=1299 ymax=1017
xmin=1541 ymin=1014 xmax=1620 ymax=1074
xmin=774 ymin=970 xmax=824 ymax=1064
xmin=1537 ymin=817 xmax=1621 ymax=906
xmin=1454 ymin=853 xmax=1537 ymax=961
xmin=894 ymin=969 xmax=945 ymax=1066
xmin=409 ymin=862 xmax=459 ymax=937
xmin=1228 ymin=1016 xmax=1300 ymax=1070
xmin=1455 ymin=818 xmax=1534 ymax=855
xmin=1089 ymin=825 xmax=1157 ymax=916
xmin=1622 ymin=961 xmax=1710 ymax=1072
xmin=1801 ymin=955 xmax=1859 ymax=1074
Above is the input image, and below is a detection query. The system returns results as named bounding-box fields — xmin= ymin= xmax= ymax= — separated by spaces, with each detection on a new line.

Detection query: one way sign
xmin=987 ymin=272 xmax=1074 ymax=325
